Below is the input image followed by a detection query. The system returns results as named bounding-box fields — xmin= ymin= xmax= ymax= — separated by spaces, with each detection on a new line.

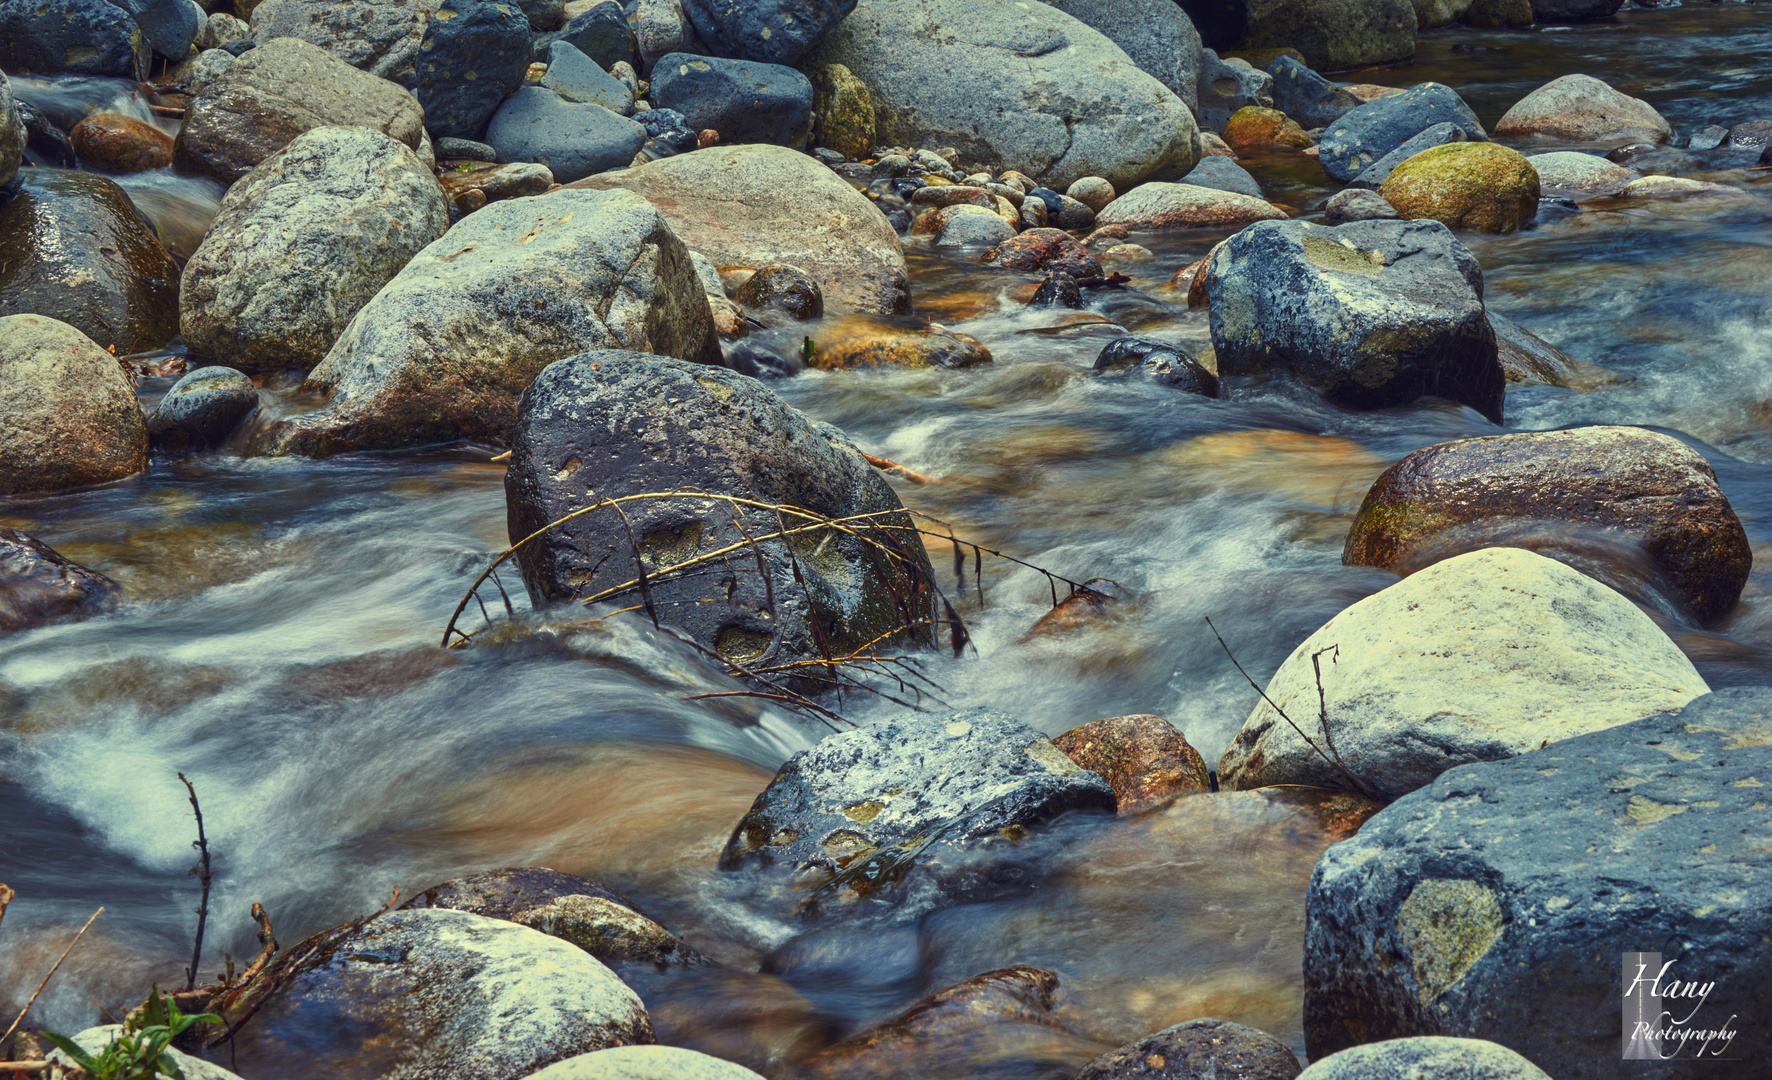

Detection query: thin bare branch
xmin=2 ymin=907 xmax=103 ymax=1046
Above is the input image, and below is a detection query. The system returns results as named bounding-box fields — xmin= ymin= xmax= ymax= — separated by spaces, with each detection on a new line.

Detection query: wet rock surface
xmin=650 ymin=53 xmax=813 ymax=147
xmin=1344 ymin=426 xmax=1751 ymax=624
xmin=1304 ymin=687 xmax=1772 ymax=1075
xmin=1318 ymin=83 xmax=1486 ymax=183
xmin=1378 ymin=142 xmax=1540 ymax=234
xmin=0 ymin=528 xmax=123 ymax=634
xmin=68 ymin=111 xmax=173 ymax=172
xmin=147 ymin=366 xmax=259 ymax=451
xmin=1090 ymin=338 xmax=1219 ymax=397
xmin=1052 ymin=714 xmax=1211 ymax=814
xmin=0 ymin=0 xmax=150 ymax=78
xmin=1074 ymin=1017 xmax=1303 ymax=1079
xmin=405 ymin=867 xmax=691 ymax=967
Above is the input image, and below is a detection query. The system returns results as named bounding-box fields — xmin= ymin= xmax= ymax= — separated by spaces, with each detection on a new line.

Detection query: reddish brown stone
xmin=1024 ymin=578 xmax=1128 ymax=638
xmin=1343 ymin=426 xmax=1752 ymax=625
xmin=1053 ymin=714 xmax=1211 ymax=814
xmin=987 ymin=228 xmax=1102 ymax=279
xmin=69 ymin=112 xmax=174 ymax=173
xmin=731 ymin=263 xmax=824 ymax=321
xmin=1222 ymin=106 xmax=1313 ymax=150
xmin=1074 ymin=1017 xmax=1302 ymax=1080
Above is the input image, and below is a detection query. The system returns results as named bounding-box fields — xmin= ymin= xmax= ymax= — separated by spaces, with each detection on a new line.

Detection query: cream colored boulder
xmin=1493 ymin=74 xmax=1673 ymax=145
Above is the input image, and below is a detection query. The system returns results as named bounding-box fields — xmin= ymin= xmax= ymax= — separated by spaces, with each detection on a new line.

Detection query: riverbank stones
xmin=485 ymin=87 xmax=646 ymax=182
xmin=1378 ymin=143 xmax=1540 ymax=234
xmin=0 ymin=0 xmax=151 ymax=78
xmin=1076 ymin=1018 xmax=1303 ymax=1079
xmin=147 ymin=367 xmax=259 ymax=451
xmin=414 ymin=0 xmax=533 ymax=140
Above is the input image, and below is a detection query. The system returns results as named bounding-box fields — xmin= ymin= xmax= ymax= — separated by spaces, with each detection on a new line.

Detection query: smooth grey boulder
xmin=415 ymin=0 xmax=534 ymax=140
xmin=1076 ymin=1018 xmax=1302 ymax=1080
xmin=541 ymin=40 xmax=635 ymax=114
xmin=1041 ymin=0 xmax=1203 ymax=112
xmin=505 ymin=352 xmax=937 ymax=679
xmin=718 ymin=708 xmax=1115 ymax=907
xmin=1298 ymin=1039 xmax=1549 ymax=1079
xmin=1323 ymin=187 xmax=1399 ymax=223
xmin=1318 ymin=82 xmax=1485 ymax=183
xmin=1241 ymin=0 xmax=1416 ymax=72
xmin=804 ymin=0 xmax=1200 ymax=192
xmin=251 ymin=189 xmax=718 ymax=456
xmin=247 ymin=0 xmax=437 ymax=85
xmin=1 ymin=72 xmax=23 ymax=189
xmin=0 ymin=528 xmax=121 ymax=636
xmin=230 ymin=908 xmax=654 ymax=1079
xmin=1303 ymin=686 xmax=1772 ymax=1074
xmin=1180 ymin=155 xmax=1263 ymax=199
xmin=1525 ymin=150 xmax=1635 ymax=196
xmin=1195 ymin=50 xmax=1273 ymax=133
xmin=172 ymin=47 xmax=236 ymax=94
xmin=1345 ymin=121 xmax=1473 ymax=190
xmin=1204 ymin=218 xmax=1503 ymax=421
xmin=180 ymin=126 xmax=449 ymax=372
xmin=0 ymin=315 xmax=147 ymax=495
xmin=173 ymin=37 xmax=430 ymax=184
xmin=527 ymin=1047 xmax=766 ymax=1079
xmin=0 ymin=0 xmax=150 ymax=78
xmin=197 ymin=10 xmax=246 ymax=48
xmin=147 ymin=366 xmax=259 ymax=450
xmin=680 ymin=0 xmax=855 ymax=66
xmin=1269 ymin=55 xmax=1359 ymax=129
xmin=649 ymin=53 xmax=813 ymax=147
xmin=111 ymin=0 xmax=203 ymax=58
xmin=485 ymin=87 xmax=646 ymax=183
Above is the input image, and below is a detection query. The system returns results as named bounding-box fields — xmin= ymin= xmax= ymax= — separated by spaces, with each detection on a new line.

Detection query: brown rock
xmin=987 ymin=228 xmax=1102 ymax=278
xmin=0 ymin=528 xmax=123 ymax=634
xmin=1222 ymin=106 xmax=1313 ymax=150
xmin=1053 ymin=714 xmax=1211 ymax=814
xmin=910 ymin=185 xmax=999 ymax=211
xmin=1095 ymin=183 xmax=1287 ymax=232
xmin=1084 ymin=223 xmax=1132 ymax=250
xmin=809 ymin=320 xmax=992 ymax=370
xmin=69 ymin=112 xmax=174 ymax=172
xmin=1493 ymin=74 xmax=1674 ymax=145
xmin=1343 ymin=426 xmax=1752 ymax=624
xmin=1245 ymin=785 xmax=1385 ymax=841
xmin=438 ymin=161 xmax=554 ymax=206
xmin=1073 ymin=1017 xmax=1302 ymax=1080
xmin=731 ymin=263 xmax=824 ymax=322
xmin=1025 ymin=578 xmax=1129 ymax=638
xmin=0 ymin=315 xmax=148 ymax=496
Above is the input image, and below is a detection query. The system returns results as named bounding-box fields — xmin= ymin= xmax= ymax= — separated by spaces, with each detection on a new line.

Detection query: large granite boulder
xmin=415 ymin=0 xmax=534 ymax=140
xmin=174 ymin=37 xmax=430 ymax=184
xmin=504 ymin=352 xmax=937 ymax=678
xmin=650 ymin=53 xmax=814 ymax=146
xmin=0 ymin=0 xmax=151 ymax=78
xmin=0 ymin=171 xmax=180 ymax=355
xmin=1075 ymin=1018 xmax=1302 ymax=1079
xmin=1217 ymin=547 xmax=1710 ymax=799
xmin=1298 ymin=1039 xmax=1549 ymax=1079
xmin=251 ymin=189 xmax=717 ymax=456
xmin=1303 ymin=687 xmax=1772 ymax=1075
xmin=1203 ymin=218 xmax=1503 ymax=422
xmin=0 ymin=528 xmax=122 ymax=634
xmin=181 ymin=126 xmax=449 ymax=372
xmin=571 ymin=144 xmax=909 ymax=315
xmin=247 ymin=0 xmax=438 ymax=84
xmin=719 ymin=709 xmax=1114 ymax=907
xmin=1343 ymin=427 xmax=1751 ymax=625
xmin=0 ymin=315 xmax=147 ymax=496
xmin=680 ymin=0 xmax=855 ymax=66
xmin=1494 ymin=74 xmax=1673 ymax=145
xmin=484 ymin=88 xmax=646 ymax=183
xmin=1040 ymin=0 xmax=1203 ymax=112
xmin=1318 ymin=82 xmax=1485 ymax=183
xmin=1241 ymin=0 xmax=1416 ymax=72
xmin=226 ymin=908 xmax=654 ymax=1079
xmin=803 ymin=0 xmax=1201 ymax=193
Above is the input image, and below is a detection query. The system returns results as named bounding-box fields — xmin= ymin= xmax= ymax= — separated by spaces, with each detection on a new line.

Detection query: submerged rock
xmin=988 ymin=228 xmax=1103 ymax=278
xmin=147 ymin=366 xmax=259 ymax=451
xmin=1342 ymin=426 xmax=1751 ymax=624
xmin=180 ymin=126 xmax=449 ymax=372
xmin=1052 ymin=714 xmax=1211 ymax=814
xmin=1303 ymin=687 xmax=1772 ymax=1073
xmin=1378 ymin=142 xmax=1540 ymax=234
xmin=730 ymin=264 xmax=824 ymax=323
xmin=252 ymin=189 xmax=716 ymax=456
xmin=1075 ymin=1018 xmax=1303 ymax=1079
xmin=1488 ymin=312 xmax=1610 ymax=388
xmin=1217 ymin=547 xmax=1710 ymax=799
xmin=0 ymin=528 xmax=123 ymax=634
xmin=1318 ymin=83 xmax=1486 ymax=183
xmin=1090 ymin=338 xmax=1219 ymax=397
xmin=1298 ymin=1039 xmax=1549 ymax=1079
xmin=1494 ymin=74 xmax=1673 ymax=145
xmin=809 ymin=323 xmax=991 ymax=370
xmin=1203 ymin=218 xmax=1503 ymax=422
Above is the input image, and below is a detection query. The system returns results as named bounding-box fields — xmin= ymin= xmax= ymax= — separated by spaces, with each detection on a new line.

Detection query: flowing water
xmin=4 ymin=7 xmax=1772 ymax=1072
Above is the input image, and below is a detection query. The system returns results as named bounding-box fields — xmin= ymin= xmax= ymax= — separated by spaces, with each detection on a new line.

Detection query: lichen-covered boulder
xmin=1240 ymin=0 xmax=1416 ymax=73
xmin=1297 ymin=1039 xmax=1549 ymax=1080
xmin=0 ymin=316 xmax=147 ymax=495
xmin=147 ymin=366 xmax=259 ymax=451
xmin=719 ymin=709 xmax=1114 ymax=907
xmin=1203 ymin=218 xmax=1503 ymax=422
xmin=226 ymin=907 xmax=654 ymax=1079
xmin=0 ymin=0 xmax=151 ymax=78
xmin=0 ymin=171 xmax=180 ymax=355
xmin=181 ymin=126 xmax=449 ymax=371
xmin=803 ymin=0 xmax=1201 ymax=192
xmin=650 ymin=53 xmax=814 ymax=147
xmin=1217 ymin=547 xmax=1710 ymax=800
xmin=1493 ymin=74 xmax=1672 ymax=145
xmin=1303 ymin=687 xmax=1772 ymax=1074
xmin=1343 ymin=426 xmax=1751 ymax=624
xmin=1075 ymin=1018 xmax=1303 ymax=1080
xmin=1223 ymin=105 xmax=1313 ymax=149
xmin=1318 ymin=82 xmax=1485 ymax=183
xmin=251 ymin=190 xmax=717 ymax=456
xmin=1378 ymin=142 xmax=1540 ymax=234
xmin=1052 ymin=714 xmax=1211 ymax=814
xmin=0 ymin=528 xmax=122 ymax=634
xmin=811 ymin=63 xmax=876 ymax=161
xmin=414 ymin=0 xmax=534 ymax=140
xmin=504 ymin=352 xmax=938 ymax=678
xmin=247 ymin=0 xmax=438 ymax=85
xmin=173 ymin=37 xmax=430 ymax=184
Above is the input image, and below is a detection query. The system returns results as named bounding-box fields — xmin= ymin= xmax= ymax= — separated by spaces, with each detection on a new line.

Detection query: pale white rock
xmin=1622 ymin=175 xmax=1749 ymax=199
xmin=525 ymin=1046 xmax=766 ymax=1079
xmin=1096 ymin=182 xmax=1286 ymax=231
xmin=1525 ymin=151 xmax=1635 ymax=196
xmin=1217 ymin=547 xmax=1709 ymax=799
xmin=54 ymin=1027 xmax=244 ymax=1080
xmin=1297 ymin=1037 xmax=1552 ymax=1079
xmin=1494 ymin=74 xmax=1673 ymax=145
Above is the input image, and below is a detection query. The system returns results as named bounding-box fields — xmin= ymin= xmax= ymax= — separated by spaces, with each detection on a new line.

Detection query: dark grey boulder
xmin=436 ymin=136 xmax=498 ymax=162
xmin=1204 ymin=218 xmax=1502 ymax=422
xmin=1269 ymin=56 xmax=1359 ymax=130
xmin=717 ymin=708 xmax=1115 ymax=908
xmin=110 ymin=0 xmax=203 ymax=59
xmin=1319 ymin=83 xmax=1486 ymax=183
xmin=519 ymin=0 xmax=567 ymax=30
xmin=1346 ymin=122 xmax=1474 ymax=190
xmin=1529 ymin=0 xmax=1622 ymax=19
xmin=148 ymin=367 xmax=258 ymax=451
xmin=505 ymin=352 xmax=937 ymax=681
xmin=635 ymin=106 xmax=699 ymax=157
xmin=485 ymin=87 xmax=646 ymax=183
xmin=540 ymin=40 xmax=634 ymax=114
xmin=16 ymin=100 xmax=78 ymax=169
xmin=1323 ymin=187 xmax=1399 ymax=224
xmin=1094 ymin=336 xmax=1220 ymax=397
xmin=649 ymin=52 xmax=813 ymax=147
xmin=0 ymin=0 xmax=150 ymax=78
xmin=1180 ymin=155 xmax=1263 ymax=199
xmin=0 ymin=528 xmax=121 ymax=635
xmin=680 ymin=0 xmax=856 ymax=66
xmin=1298 ymin=1039 xmax=1550 ymax=1079
xmin=533 ymin=2 xmax=637 ymax=72
xmin=1076 ymin=1018 xmax=1302 ymax=1080
xmin=415 ymin=0 xmax=534 ymax=140
xmin=1304 ymin=686 xmax=1772 ymax=1076
xmin=1196 ymin=50 xmax=1273 ymax=132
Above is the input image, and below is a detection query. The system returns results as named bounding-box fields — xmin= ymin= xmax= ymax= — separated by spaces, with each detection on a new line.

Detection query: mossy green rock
xmin=1464 ymin=0 xmax=1533 ymax=26
xmin=1241 ymin=0 xmax=1415 ymax=72
xmin=1379 ymin=142 xmax=1539 ymax=234
xmin=812 ymin=63 xmax=877 ymax=162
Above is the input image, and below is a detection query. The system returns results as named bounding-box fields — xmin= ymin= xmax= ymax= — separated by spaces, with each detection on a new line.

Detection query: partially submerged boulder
xmin=68 ymin=112 xmax=173 ymax=172
xmin=1493 ymin=74 xmax=1673 ymax=145
xmin=0 ymin=315 xmax=148 ymax=496
xmin=147 ymin=366 xmax=260 ymax=451
xmin=1216 ymin=547 xmax=1710 ymax=799
xmin=405 ymin=867 xmax=689 ymax=967
xmin=1342 ymin=426 xmax=1751 ymax=624
xmin=1318 ymin=83 xmax=1485 ymax=183
xmin=1240 ymin=0 xmax=1416 ymax=73
xmin=1051 ymin=714 xmax=1211 ymax=814
xmin=1095 ymin=183 xmax=1286 ymax=231
xmin=1525 ymin=150 xmax=1635 ymax=197
xmin=0 ymin=528 xmax=123 ymax=634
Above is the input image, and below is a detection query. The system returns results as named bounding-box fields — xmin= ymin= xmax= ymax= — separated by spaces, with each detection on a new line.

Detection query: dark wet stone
xmin=1075 ymin=1017 xmax=1302 ymax=1079
xmin=147 ymin=366 xmax=258 ymax=452
xmin=1489 ymin=311 xmax=1601 ymax=387
xmin=484 ymin=86 xmax=646 ymax=183
xmin=0 ymin=0 xmax=150 ymax=78
xmin=1195 ymin=49 xmax=1271 ymax=133
xmin=1303 ymin=687 xmax=1772 ymax=1074
xmin=1318 ymin=83 xmax=1486 ymax=184
xmin=69 ymin=111 xmax=174 ymax=173
xmin=1530 ymin=194 xmax=1580 ymax=225
xmin=0 ymin=528 xmax=122 ymax=635
xmin=0 ymin=170 xmax=179 ymax=355
xmin=534 ymin=2 xmax=637 ymax=72
xmin=221 ymin=37 xmax=256 ymax=56
xmin=1031 ymin=270 xmax=1082 ymax=308
xmin=110 ymin=0 xmax=202 ymax=59
xmin=16 ymin=101 xmax=77 ymax=169
xmin=415 ymin=0 xmax=534 ymax=140
xmin=636 ymin=106 xmax=699 ymax=156
xmin=1268 ymin=56 xmax=1358 ymax=130
xmin=436 ymin=136 xmax=498 ymax=162
xmin=1345 ymin=122 xmax=1473 ymax=190
xmin=731 ymin=263 xmax=824 ymax=321
xmin=650 ymin=52 xmax=814 ymax=148
xmin=681 ymin=0 xmax=857 ymax=66
xmin=1180 ymin=156 xmax=1264 ymax=199
xmin=1342 ymin=426 xmax=1751 ymax=624
xmin=1529 ymin=0 xmax=1622 ymax=19
xmin=1053 ymin=714 xmax=1211 ymax=815
xmin=1023 ymin=578 xmax=1133 ymax=639
xmin=1091 ymin=337 xmax=1219 ymax=396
